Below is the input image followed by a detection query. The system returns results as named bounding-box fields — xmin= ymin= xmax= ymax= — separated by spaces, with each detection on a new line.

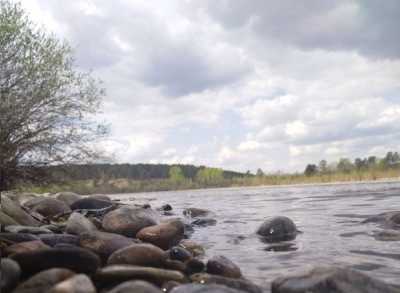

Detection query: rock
xmin=191 ymin=273 xmax=262 ymax=293
xmin=0 ymin=232 xmax=39 ymax=243
xmin=183 ymin=208 xmax=211 ymax=218
xmin=1 ymin=258 xmax=21 ymax=293
xmin=1 ymin=195 xmax=41 ymax=226
xmin=11 ymin=247 xmax=101 ymax=275
xmin=362 ymin=211 xmax=400 ymax=229
xmin=107 ymin=243 xmax=167 ymax=267
xmin=0 ymin=211 xmax=19 ymax=226
xmin=137 ymin=220 xmax=185 ymax=249
xmin=191 ymin=218 xmax=217 ymax=227
xmin=161 ymin=204 xmax=173 ymax=211
xmin=38 ymin=234 xmax=80 ymax=247
xmin=102 ymin=206 xmax=159 ymax=237
xmin=4 ymin=225 xmax=53 ymax=234
xmin=163 ymin=259 xmax=186 ymax=272
xmin=257 ymin=216 xmax=298 ymax=242
xmin=161 ymin=281 xmax=180 ymax=292
xmin=79 ymin=231 xmax=135 ymax=260
xmin=207 ymin=256 xmax=242 ymax=279
xmin=179 ymin=240 xmax=205 ymax=257
xmin=55 ymin=192 xmax=82 ymax=207
xmin=88 ymin=194 xmax=112 ymax=202
xmin=13 ymin=268 xmax=75 ymax=293
xmin=95 ymin=265 xmax=186 ymax=285
xmin=65 ymin=212 xmax=97 ymax=235
xmin=4 ymin=240 xmax=50 ymax=256
xmin=185 ymin=258 xmax=205 ymax=275
xmin=170 ymin=284 xmax=245 ymax=293
xmin=70 ymin=198 xmax=113 ymax=210
xmin=373 ymin=229 xmax=400 ymax=241
xmin=48 ymin=274 xmax=96 ymax=293
xmin=41 ymin=224 xmax=65 ymax=233
xmin=27 ymin=198 xmax=71 ymax=218
xmin=169 ymin=246 xmax=192 ymax=262
xmin=271 ymin=266 xmax=400 ymax=293
xmin=108 ymin=280 xmax=162 ymax=293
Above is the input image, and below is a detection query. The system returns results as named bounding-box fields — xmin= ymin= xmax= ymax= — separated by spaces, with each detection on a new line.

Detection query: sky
xmin=20 ymin=0 xmax=400 ymax=173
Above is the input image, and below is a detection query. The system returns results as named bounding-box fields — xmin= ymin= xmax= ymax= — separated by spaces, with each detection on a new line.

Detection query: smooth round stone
xmin=79 ymin=231 xmax=135 ymax=260
xmin=0 ymin=233 xmax=39 ymax=243
xmin=55 ymin=192 xmax=82 ymax=207
xmin=11 ymin=247 xmax=101 ymax=275
xmin=38 ymin=234 xmax=80 ymax=247
xmin=191 ymin=273 xmax=263 ymax=293
xmin=160 ymin=204 xmax=173 ymax=211
xmin=4 ymin=225 xmax=53 ymax=235
xmin=26 ymin=198 xmax=71 ymax=218
xmin=0 ymin=211 xmax=19 ymax=226
xmin=65 ymin=213 xmax=97 ymax=235
xmin=183 ymin=208 xmax=211 ymax=218
xmin=70 ymin=198 xmax=113 ymax=210
xmin=48 ymin=274 xmax=96 ymax=293
xmin=271 ymin=266 xmax=400 ymax=293
xmin=163 ymin=259 xmax=186 ymax=272
xmin=257 ymin=216 xmax=298 ymax=242
xmin=1 ymin=258 xmax=21 ymax=293
xmin=1 ymin=195 xmax=41 ymax=226
xmin=5 ymin=240 xmax=50 ymax=256
xmin=107 ymin=243 xmax=166 ymax=267
xmin=170 ymin=284 xmax=245 ymax=293
xmin=136 ymin=220 xmax=185 ymax=249
xmin=206 ymin=256 xmax=242 ymax=279
xmin=179 ymin=240 xmax=205 ymax=257
xmin=102 ymin=207 xmax=159 ymax=237
xmin=108 ymin=280 xmax=162 ymax=293
xmin=185 ymin=259 xmax=205 ymax=275
xmin=169 ymin=246 xmax=192 ymax=262
xmin=13 ymin=268 xmax=75 ymax=293
xmin=95 ymin=265 xmax=186 ymax=284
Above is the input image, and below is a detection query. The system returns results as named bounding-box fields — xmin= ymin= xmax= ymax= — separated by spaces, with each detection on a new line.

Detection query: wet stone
xmin=55 ymin=192 xmax=82 ymax=207
xmin=191 ymin=273 xmax=263 ymax=293
xmin=183 ymin=208 xmax=211 ymax=218
xmin=70 ymin=197 xmax=114 ymax=210
xmin=257 ymin=216 xmax=298 ymax=242
xmin=136 ymin=220 xmax=185 ymax=249
xmin=1 ymin=195 xmax=41 ymax=226
xmin=65 ymin=212 xmax=97 ymax=235
xmin=191 ymin=218 xmax=217 ymax=227
xmin=170 ymin=284 xmax=246 ymax=293
xmin=169 ymin=246 xmax=192 ymax=262
xmin=185 ymin=258 xmax=205 ymax=275
xmin=26 ymin=198 xmax=71 ymax=218
xmin=179 ymin=240 xmax=205 ymax=257
xmin=38 ymin=234 xmax=80 ymax=247
xmin=207 ymin=256 xmax=242 ymax=279
xmin=48 ymin=274 xmax=96 ymax=293
xmin=4 ymin=240 xmax=50 ymax=256
xmin=0 ymin=232 xmax=39 ymax=243
xmin=4 ymin=225 xmax=53 ymax=234
xmin=108 ymin=280 xmax=163 ymax=293
xmin=1 ymin=258 xmax=21 ymax=293
xmin=107 ymin=243 xmax=167 ymax=267
xmin=0 ymin=210 xmax=19 ymax=226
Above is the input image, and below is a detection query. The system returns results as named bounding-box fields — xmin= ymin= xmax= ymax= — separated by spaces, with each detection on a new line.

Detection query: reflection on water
xmin=113 ymin=181 xmax=400 ymax=292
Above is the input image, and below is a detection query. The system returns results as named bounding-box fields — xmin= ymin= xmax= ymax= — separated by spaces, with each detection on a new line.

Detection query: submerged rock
xmin=1 ymin=258 xmax=21 ymax=293
xmin=136 ymin=220 xmax=185 ymax=249
xmin=26 ymin=198 xmax=71 ymax=218
xmin=13 ymin=268 xmax=75 ymax=293
xmin=183 ymin=208 xmax=211 ymax=218
xmin=171 ymin=284 xmax=246 ymax=293
xmin=271 ymin=266 xmax=400 ymax=293
xmin=207 ymin=256 xmax=242 ymax=279
xmin=108 ymin=280 xmax=162 ymax=293
xmin=70 ymin=197 xmax=113 ymax=210
xmin=191 ymin=218 xmax=217 ymax=227
xmin=373 ymin=229 xmax=400 ymax=241
xmin=107 ymin=243 xmax=166 ymax=267
xmin=1 ymin=195 xmax=41 ymax=226
xmin=65 ymin=212 xmax=97 ymax=235
xmin=169 ymin=246 xmax=193 ymax=262
xmin=178 ymin=240 xmax=205 ymax=257
xmin=48 ymin=274 xmax=96 ymax=293
xmin=102 ymin=206 xmax=159 ymax=237
xmin=257 ymin=216 xmax=298 ymax=242
xmin=191 ymin=273 xmax=262 ymax=293
xmin=362 ymin=211 xmax=400 ymax=229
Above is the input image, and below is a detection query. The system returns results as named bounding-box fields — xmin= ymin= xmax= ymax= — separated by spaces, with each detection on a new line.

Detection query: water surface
xmin=113 ymin=181 xmax=400 ymax=292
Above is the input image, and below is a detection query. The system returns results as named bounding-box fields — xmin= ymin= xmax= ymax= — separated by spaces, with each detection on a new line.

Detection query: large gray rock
xmin=107 ymin=243 xmax=166 ymax=267
xmin=191 ymin=273 xmax=262 ymax=293
xmin=65 ymin=212 xmax=97 ymax=235
xmin=1 ymin=258 xmax=21 ymax=293
xmin=13 ymin=268 xmax=75 ymax=293
xmin=102 ymin=206 xmax=159 ymax=237
xmin=55 ymin=192 xmax=82 ymax=207
xmin=48 ymin=274 xmax=96 ymax=293
xmin=362 ymin=211 xmax=400 ymax=229
xmin=257 ymin=216 xmax=298 ymax=242
xmin=108 ymin=280 xmax=162 ymax=293
xmin=0 ymin=210 xmax=19 ymax=226
xmin=25 ymin=198 xmax=71 ymax=218
xmin=136 ymin=219 xmax=185 ymax=249
xmin=1 ymin=195 xmax=41 ymax=226
xmin=171 ymin=284 xmax=245 ymax=293
xmin=207 ymin=256 xmax=242 ymax=279
xmin=271 ymin=266 xmax=400 ymax=293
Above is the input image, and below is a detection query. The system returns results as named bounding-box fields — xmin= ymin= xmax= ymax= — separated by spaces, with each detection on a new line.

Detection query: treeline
xmin=303 ymin=151 xmax=400 ymax=176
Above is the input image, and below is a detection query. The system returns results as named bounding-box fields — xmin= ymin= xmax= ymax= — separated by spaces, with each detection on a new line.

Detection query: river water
xmin=112 ymin=181 xmax=400 ymax=292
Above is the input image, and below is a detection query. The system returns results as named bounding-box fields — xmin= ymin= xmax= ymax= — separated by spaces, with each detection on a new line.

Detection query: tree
xmin=256 ymin=168 xmax=264 ymax=176
xmin=0 ymin=1 xmax=107 ymax=191
xmin=318 ymin=160 xmax=328 ymax=173
xmin=195 ymin=167 xmax=224 ymax=185
xmin=169 ymin=166 xmax=185 ymax=183
xmin=337 ymin=158 xmax=354 ymax=173
xmin=304 ymin=164 xmax=317 ymax=176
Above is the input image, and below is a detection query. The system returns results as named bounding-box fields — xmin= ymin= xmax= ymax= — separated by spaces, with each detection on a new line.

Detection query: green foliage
xmin=195 ymin=167 xmax=224 ymax=185
xmin=169 ymin=166 xmax=185 ymax=182
xmin=304 ymin=164 xmax=318 ymax=176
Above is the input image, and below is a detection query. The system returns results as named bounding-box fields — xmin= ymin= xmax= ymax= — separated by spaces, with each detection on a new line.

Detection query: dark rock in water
xmin=183 ymin=208 xmax=211 ymax=218
xmin=108 ymin=280 xmax=163 ymax=293
xmin=362 ymin=211 xmax=400 ymax=229
xmin=257 ymin=216 xmax=298 ymax=242
xmin=191 ymin=218 xmax=217 ymax=227
xmin=4 ymin=225 xmax=53 ymax=235
xmin=38 ymin=234 xmax=80 ymax=247
xmin=179 ymin=240 xmax=205 ymax=257
xmin=161 ymin=204 xmax=173 ymax=211
xmin=264 ymin=242 xmax=298 ymax=252
xmin=1 ymin=195 xmax=41 ymax=226
xmin=102 ymin=206 xmax=159 ymax=237
xmin=372 ymin=229 xmax=400 ymax=241
xmin=26 ymin=198 xmax=71 ymax=218
xmin=169 ymin=246 xmax=192 ymax=262
xmin=48 ymin=274 xmax=96 ymax=293
xmin=65 ymin=212 xmax=97 ymax=235
xmin=95 ymin=264 xmax=186 ymax=285
xmin=1 ymin=258 xmax=21 ymax=293
xmin=136 ymin=220 xmax=185 ymax=249
xmin=10 ymin=247 xmax=101 ymax=275
xmin=0 ymin=211 xmax=19 ymax=226
xmin=79 ymin=231 xmax=135 ymax=260
xmin=162 ymin=280 xmax=181 ymax=292
xmin=0 ymin=232 xmax=39 ymax=243
xmin=271 ymin=266 xmax=400 ymax=293
xmin=191 ymin=273 xmax=263 ymax=293
xmin=207 ymin=256 xmax=242 ymax=279
xmin=170 ymin=284 xmax=246 ymax=293
xmin=5 ymin=240 xmax=50 ymax=256
xmin=13 ymin=268 xmax=75 ymax=293
xmin=107 ymin=243 xmax=167 ymax=267
xmin=55 ymin=192 xmax=82 ymax=207
xmin=70 ymin=197 xmax=113 ymax=210
xmin=185 ymin=258 xmax=205 ymax=275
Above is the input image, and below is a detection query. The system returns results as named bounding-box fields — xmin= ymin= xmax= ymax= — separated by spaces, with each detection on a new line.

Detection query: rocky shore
xmin=1 ymin=191 xmax=399 ymax=293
